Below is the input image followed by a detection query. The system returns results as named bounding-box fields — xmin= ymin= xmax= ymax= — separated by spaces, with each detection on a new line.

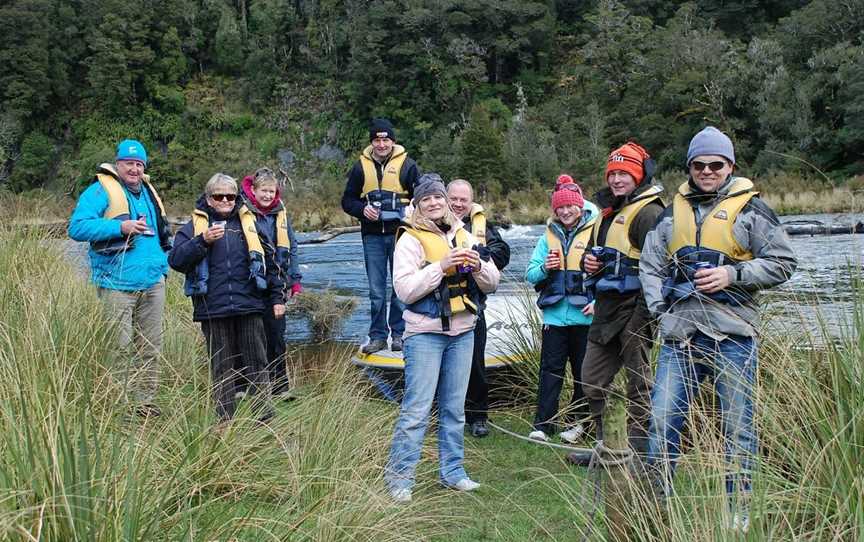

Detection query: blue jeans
xmin=647 ymin=332 xmax=757 ymax=499
xmin=362 ymin=234 xmax=405 ymax=341
xmin=385 ymin=331 xmax=474 ymax=491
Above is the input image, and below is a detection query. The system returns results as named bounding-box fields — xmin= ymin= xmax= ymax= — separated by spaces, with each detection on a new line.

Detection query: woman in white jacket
xmin=384 ymin=174 xmax=500 ymax=502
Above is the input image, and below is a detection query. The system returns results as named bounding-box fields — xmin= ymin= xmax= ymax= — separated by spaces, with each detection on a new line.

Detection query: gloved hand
xmin=290 ymin=283 xmax=303 ymax=297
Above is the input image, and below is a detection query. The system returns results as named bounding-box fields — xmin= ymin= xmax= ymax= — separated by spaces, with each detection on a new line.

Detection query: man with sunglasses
xmin=342 ymin=118 xmax=420 ymax=354
xmin=567 ymin=141 xmax=664 ymax=465
xmin=69 ymin=139 xmax=171 ymax=418
xmin=639 ymin=126 xmax=797 ymax=532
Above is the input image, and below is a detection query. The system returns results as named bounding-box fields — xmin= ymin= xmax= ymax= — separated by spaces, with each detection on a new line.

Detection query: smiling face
xmin=253 ymin=181 xmax=278 ymax=207
xmin=116 ymin=159 xmax=145 ymax=188
xmin=206 ymin=183 xmax=238 ymax=218
xmin=418 ymin=194 xmax=447 ymax=222
xmin=689 ymin=154 xmax=734 ymax=192
xmin=606 ymin=170 xmax=637 ymax=197
xmin=555 ymin=203 xmax=583 ymax=228
xmin=371 ymin=136 xmax=395 ymax=161
xmin=447 ymin=182 xmax=473 ymax=219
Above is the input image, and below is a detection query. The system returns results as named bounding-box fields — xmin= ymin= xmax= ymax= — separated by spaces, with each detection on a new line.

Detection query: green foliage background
xmin=1 ymin=0 xmax=862 ymax=210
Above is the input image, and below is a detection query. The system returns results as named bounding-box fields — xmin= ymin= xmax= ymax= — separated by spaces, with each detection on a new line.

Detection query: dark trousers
xmin=201 ymin=315 xmax=273 ymax=421
xmin=581 ymin=312 xmax=654 ymax=452
xmin=465 ymin=312 xmax=488 ymax=424
xmin=533 ymin=324 xmax=590 ymax=434
xmin=263 ymin=310 xmax=290 ymax=394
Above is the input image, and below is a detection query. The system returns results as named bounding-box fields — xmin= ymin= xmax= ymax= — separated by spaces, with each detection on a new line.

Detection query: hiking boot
xmin=470 ymin=420 xmax=489 ymax=438
xmin=361 ymin=339 xmax=387 ymax=355
xmin=390 ymin=337 xmax=404 ymax=352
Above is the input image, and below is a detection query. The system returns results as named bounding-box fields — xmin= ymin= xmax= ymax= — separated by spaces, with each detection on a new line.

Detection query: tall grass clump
xmin=490 ymin=267 xmax=863 ymax=540
xmin=0 ymin=226 xmax=447 ymax=541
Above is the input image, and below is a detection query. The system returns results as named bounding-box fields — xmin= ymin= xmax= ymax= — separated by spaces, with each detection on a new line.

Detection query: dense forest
xmin=1 ymin=0 xmax=862 ymax=216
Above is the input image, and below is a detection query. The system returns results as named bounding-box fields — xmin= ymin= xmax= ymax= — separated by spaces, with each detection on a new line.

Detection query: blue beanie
xmin=115 ymin=139 xmax=148 ymax=165
xmin=686 ymin=127 xmax=734 ymax=166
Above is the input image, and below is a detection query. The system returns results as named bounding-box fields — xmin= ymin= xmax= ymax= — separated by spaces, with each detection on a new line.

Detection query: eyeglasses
xmin=690 ymin=160 xmax=727 ymax=173
xmin=555 ymin=183 xmax=583 ymax=195
xmin=209 ymin=193 xmax=237 ymax=202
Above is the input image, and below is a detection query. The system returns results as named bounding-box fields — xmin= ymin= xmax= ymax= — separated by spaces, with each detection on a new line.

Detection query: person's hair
xmin=409 ymin=193 xmax=459 ymax=230
xmin=252 ymin=167 xmax=278 ymax=189
xmin=204 ymin=173 xmax=237 ymax=196
xmin=447 ymin=178 xmax=473 ymax=199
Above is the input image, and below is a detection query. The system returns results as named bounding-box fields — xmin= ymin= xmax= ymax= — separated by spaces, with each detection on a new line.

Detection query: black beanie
xmin=369 ymin=118 xmax=396 ymax=142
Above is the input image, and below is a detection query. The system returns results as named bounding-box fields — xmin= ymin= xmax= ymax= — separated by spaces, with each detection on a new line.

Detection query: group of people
xmin=343 ymin=120 xmax=797 ymax=533
xmin=69 ymin=142 xmax=302 ymax=425
xmin=70 ymin=119 xmax=797 ymax=532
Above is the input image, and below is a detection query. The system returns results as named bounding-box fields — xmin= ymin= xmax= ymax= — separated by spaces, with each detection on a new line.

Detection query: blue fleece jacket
xmin=68 ymin=181 xmax=168 ymax=291
xmin=524 ymin=201 xmax=599 ymax=327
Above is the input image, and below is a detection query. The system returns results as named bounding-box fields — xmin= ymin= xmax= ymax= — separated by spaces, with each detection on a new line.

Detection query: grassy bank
xmin=1 ymin=227 xmax=862 ymax=540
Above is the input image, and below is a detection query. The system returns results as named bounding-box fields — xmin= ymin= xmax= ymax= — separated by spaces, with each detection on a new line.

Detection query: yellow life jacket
xmin=96 ymin=163 xmax=167 ymax=220
xmin=591 ymin=184 xmax=664 ymax=294
xmin=661 ymin=177 xmax=758 ymax=306
xmin=668 ymin=177 xmax=757 ymax=261
xmin=469 ymin=203 xmax=487 ymax=246
xmin=398 ymin=225 xmax=479 ymax=329
xmin=592 ymin=184 xmax=663 ymax=259
xmin=184 ymin=205 xmax=267 ymax=296
xmin=537 ymin=216 xmax=597 ymax=308
xmin=90 ymin=163 xmax=169 ymax=255
xmin=360 ymin=144 xmax=410 ymax=203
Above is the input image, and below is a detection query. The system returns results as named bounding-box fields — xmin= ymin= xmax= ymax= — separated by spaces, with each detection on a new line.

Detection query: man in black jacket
xmin=342 ymin=119 xmax=420 ymax=354
xmin=447 ymin=179 xmax=511 ymax=437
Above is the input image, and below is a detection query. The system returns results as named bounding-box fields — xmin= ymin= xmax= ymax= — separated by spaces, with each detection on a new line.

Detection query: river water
xmin=287 ymin=212 xmax=864 ymax=345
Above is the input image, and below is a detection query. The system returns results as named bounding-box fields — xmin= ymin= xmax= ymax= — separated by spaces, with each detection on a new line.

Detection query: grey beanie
xmin=687 ymin=126 xmax=735 ymax=166
xmin=412 ymin=173 xmax=447 ymax=204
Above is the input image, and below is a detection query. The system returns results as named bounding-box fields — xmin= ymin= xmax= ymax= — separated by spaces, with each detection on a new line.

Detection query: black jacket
xmin=340 ymin=153 xmax=420 ymax=236
xmin=168 ymin=196 xmax=284 ymax=322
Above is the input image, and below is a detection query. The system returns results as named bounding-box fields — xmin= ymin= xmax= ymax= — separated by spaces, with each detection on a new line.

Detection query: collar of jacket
xmin=594 ymin=179 xmax=661 ymax=211
xmin=683 ymin=174 xmax=735 ymax=203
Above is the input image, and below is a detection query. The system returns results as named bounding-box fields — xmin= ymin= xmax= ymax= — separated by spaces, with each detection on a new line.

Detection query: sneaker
xmin=450 ymin=478 xmax=480 ymax=491
xmin=390 ymin=337 xmax=403 ymax=352
xmin=731 ymin=513 xmax=750 ymax=534
xmin=390 ymin=487 xmax=412 ymax=503
xmin=528 ymin=430 xmax=549 ymax=442
xmin=559 ymin=424 xmax=585 ymax=444
xmin=361 ymin=339 xmax=388 ymax=355
xmin=470 ymin=420 xmax=489 ymax=438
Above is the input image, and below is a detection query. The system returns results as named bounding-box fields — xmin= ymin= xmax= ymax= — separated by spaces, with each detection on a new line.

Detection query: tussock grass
xmin=485 ymin=284 xmax=864 ymax=540
xmin=0 ymin=227 xmax=445 ymax=541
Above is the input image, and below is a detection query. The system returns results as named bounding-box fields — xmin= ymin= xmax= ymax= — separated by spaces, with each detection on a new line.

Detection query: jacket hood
xmin=241 ymin=175 xmax=284 ymax=215
xmin=361 ymin=144 xmax=407 ymax=163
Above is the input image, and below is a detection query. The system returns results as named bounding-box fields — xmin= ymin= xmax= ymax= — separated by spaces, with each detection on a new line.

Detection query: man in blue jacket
xmin=68 ymin=139 xmax=171 ymax=418
xmin=341 ymin=118 xmax=420 ymax=354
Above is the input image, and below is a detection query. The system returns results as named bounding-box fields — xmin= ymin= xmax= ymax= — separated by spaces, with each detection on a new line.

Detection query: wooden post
xmin=603 ymin=368 xmax=636 ymax=541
